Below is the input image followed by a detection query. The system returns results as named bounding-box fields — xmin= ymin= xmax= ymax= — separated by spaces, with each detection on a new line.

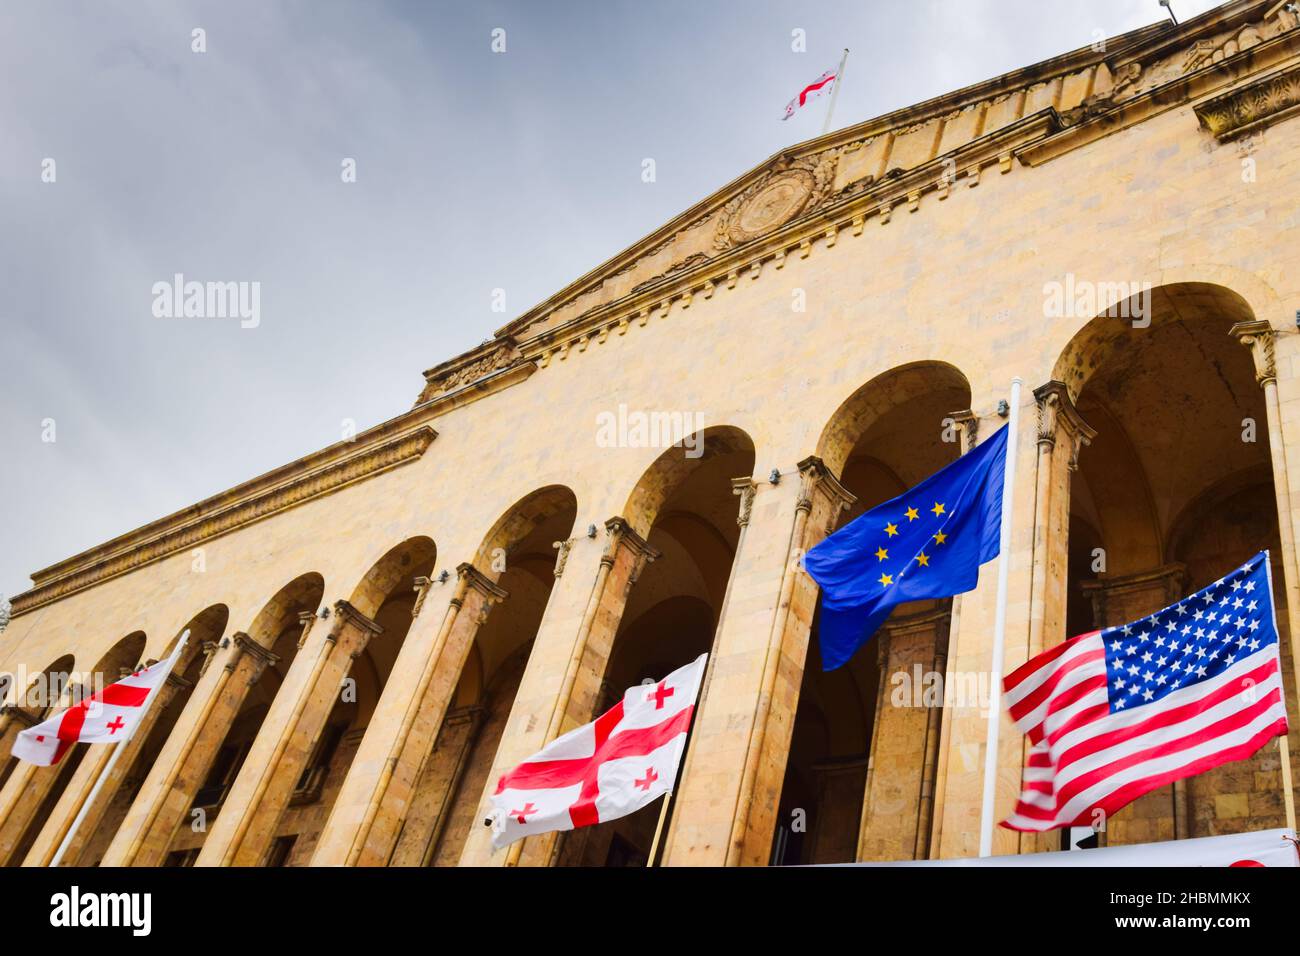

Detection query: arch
xmin=1051 ymin=282 xmax=1256 ymax=402
xmin=248 ymin=573 xmax=326 ymax=648
xmin=473 ymin=485 xmax=579 ymax=574
xmin=816 ymin=361 xmax=972 ymax=480
xmin=159 ymin=604 xmax=229 ymax=671
xmin=348 ymin=538 xmax=437 ymax=620
xmin=1057 ymin=280 xmax=1289 ymax=845
xmin=622 ymin=426 xmax=756 ymax=539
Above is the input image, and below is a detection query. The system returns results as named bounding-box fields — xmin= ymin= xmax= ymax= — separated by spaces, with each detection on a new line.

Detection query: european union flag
xmin=805 ymin=425 xmax=1009 ymax=670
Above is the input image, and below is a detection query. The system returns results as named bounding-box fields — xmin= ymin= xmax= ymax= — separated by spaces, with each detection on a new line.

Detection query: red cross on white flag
xmin=782 ymin=66 xmax=837 ymax=120
xmin=11 ymin=642 xmax=182 ymax=767
xmin=489 ymin=653 xmax=707 ymax=850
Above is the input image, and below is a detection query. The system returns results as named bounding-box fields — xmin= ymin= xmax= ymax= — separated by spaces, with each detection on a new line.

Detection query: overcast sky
xmin=0 ymin=0 xmax=1223 ymax=601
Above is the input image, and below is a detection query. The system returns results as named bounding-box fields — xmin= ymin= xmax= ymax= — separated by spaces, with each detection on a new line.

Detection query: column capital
xmin=552 ymin=539 xmax=574 ymax=577
xmin=230 ymin=631 xmax=281 ymax=683
xmin=795 ymin=455 xmax=856 ymax=532
xmin=732 ymin=477 xmax=758 ymax=528
xmin=601 ymin=516 xmax=660 ymax=564
xmin=947 ymin=409 xmax=980 ymax=454
xmin=331 ymin=599 xmax=385 ymax=639
xmin=456 ymin=562 xmax=510 ymax=610
xmin=1229 ymin=319 xmax=1277 ymax=386
xmin=1033 ymin=380 xmax=1097 ymax=470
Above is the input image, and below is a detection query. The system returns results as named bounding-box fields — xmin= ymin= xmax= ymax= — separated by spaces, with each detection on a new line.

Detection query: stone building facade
xmin=4 ymin=0 xmax=1300 ymax=866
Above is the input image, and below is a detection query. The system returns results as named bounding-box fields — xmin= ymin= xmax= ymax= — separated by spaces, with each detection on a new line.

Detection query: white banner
xmin=841 ymin=828 xmax=1297 ymax=867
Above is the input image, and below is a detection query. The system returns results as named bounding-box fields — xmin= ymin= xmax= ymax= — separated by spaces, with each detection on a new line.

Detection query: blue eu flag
xmin=805 ymin=425 xmax=1009 ymax=670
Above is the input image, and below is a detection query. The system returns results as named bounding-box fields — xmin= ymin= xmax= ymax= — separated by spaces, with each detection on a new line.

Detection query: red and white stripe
xmin=782 ymin=68 xmax=836 ymax=120
xmin=11 ymin=648 xmax=179 ymax=767
xmin=1001 ymin=632 xmax=1287 ymax=831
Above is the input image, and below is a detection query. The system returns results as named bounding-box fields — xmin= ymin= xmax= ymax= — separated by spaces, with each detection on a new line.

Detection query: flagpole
xmin=821 ymin=48 xmax=849 ymax=136
xmin=646 ymin=791 xmax=673 ymax=867
xmin=978 ymin=379 xmax=1022 ymax=857
xmin=48 ymin=630 xmax=188 ymax=868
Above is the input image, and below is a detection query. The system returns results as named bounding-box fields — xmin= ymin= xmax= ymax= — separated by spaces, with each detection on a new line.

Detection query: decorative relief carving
xmin=1196 ymin=61 xmax=1300 ymax=139
xmin=712 ymin=151 xmax=838 ymax=253
xmin=418 ymin=339 xmax=521 ymax=403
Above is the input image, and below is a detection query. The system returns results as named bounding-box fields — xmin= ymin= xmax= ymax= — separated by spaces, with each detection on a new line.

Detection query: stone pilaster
xmin=515 ymin=516 xmax=658 ymax=866
xmin=388 ymin=705 xmax=486 ymax=866
xmin=208 ymin=600 xmax=383 ymax=866
xmin=1231 ymin=320 xmax=1300 ymax=726
xmin=663 ymin=456 xmax=853 ymax=866
xmin=104 ymin=632 xmax=278 ymax=867
xmin=858 ymin=607 xmax=950 ymax=861
xmin=324 ymin=563 xmax=507 ymax=867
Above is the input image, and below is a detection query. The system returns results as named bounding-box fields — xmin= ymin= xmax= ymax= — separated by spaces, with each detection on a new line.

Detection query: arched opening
xmin=556 ymin=426 xmax=755 ymax=866
xmin=263 ymin=538 xmax=437 ymax=866
xmin=68 ymin=606 xmax=228 ymax=866
xmin=5 ymin=632 xmax=146 ymax=866
xmin=1058 ymin=282 xmax=1296 ymax=844
xmin=161 ymin=575 xmax=323 ymax=866
xmin=0 ymin=654 xmax=75 ymax=791
xmin=774 ymin=362 xmax=971 ymax=864
xmin=397 ymin=487 xmax=577 ymax=867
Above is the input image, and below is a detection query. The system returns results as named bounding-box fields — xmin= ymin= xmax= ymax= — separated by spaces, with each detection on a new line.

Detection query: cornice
xmin=1020 ymin=20 xmax=1300 ymax=165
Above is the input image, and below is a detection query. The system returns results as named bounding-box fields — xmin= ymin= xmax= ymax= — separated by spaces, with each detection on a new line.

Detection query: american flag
xmin=1002 ymin=551 xmax=1289 ymax=832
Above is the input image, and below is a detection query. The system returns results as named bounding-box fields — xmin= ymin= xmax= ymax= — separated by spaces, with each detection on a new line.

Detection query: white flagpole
xmin=48 ymin=630 xmax=188 ymax=868
xmin=978 ymin=379 xmax=1022 ymax=857
xmin=821 ymin=48 xmax=849 ymax=136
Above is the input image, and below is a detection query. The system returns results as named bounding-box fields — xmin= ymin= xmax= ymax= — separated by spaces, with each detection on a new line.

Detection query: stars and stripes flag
xmin=11 ymin=641 xmax=183 ymax=767
xmin=1002 ymin=551 xmax=1289 ymax=832
xmin=782 ymin=66 xmax=838 ymax=120
xmin=489 ymin=653 xmax=706 ymax=850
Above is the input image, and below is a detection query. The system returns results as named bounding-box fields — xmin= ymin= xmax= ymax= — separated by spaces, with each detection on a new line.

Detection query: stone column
xmin=1232 ymin=321 xmax=1300 ymax=714
xmin=512 ymin=517 xmax=658 ymax=867
xmin=663 ymin=456 xmax=853 ymax=866
xmin=388 ymin=705 xmax=485 ymax=866
xmin=201 ymin=600 xmax=383 ymax=866
xmin=103 ymin=633 xmax=278 ymax=867
xmin=326 ymin=563 xmax=507 ymax=867
xmin=1081 ymin=564 xmax=1188 ymax=844
xmin=925 ymin=410 xmax=978 ymax=856
xmin=857 ymin=607 xmax=950 ymax=861
xmin=23 ymin=669 xmax=194 ymax=867
xmin=1019 ymin=381 xmax=1094 ymax=852
xmin=454 ymin=525 xmax=640 ymax=867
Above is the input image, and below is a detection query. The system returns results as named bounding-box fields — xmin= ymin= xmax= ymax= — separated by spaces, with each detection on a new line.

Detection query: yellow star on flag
xmin=915 ymin=552 xmax=930 ymax=567
xmin=885 ymin=523 xmax=898 ymax=538
xmin=931 ymin=502 xmax=946 ymax=517
xmin=878 ymin=572 xmax=893 ymax=587
xmin=875 ymin=547 xmax=888 ymax=561
xmin=934 ymin=531 xmax=947 ymax=545
xmin=904 ymin=506 xmax=919 ymax=521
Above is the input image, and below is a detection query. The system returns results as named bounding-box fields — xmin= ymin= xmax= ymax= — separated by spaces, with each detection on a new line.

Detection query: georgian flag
xmin=12 ymin=641 xmax=182 ymax=767
xmin=490 ymin=653 xmax=706 ymax=850
xmin=783 ymin=66 xmax=837 ymax=120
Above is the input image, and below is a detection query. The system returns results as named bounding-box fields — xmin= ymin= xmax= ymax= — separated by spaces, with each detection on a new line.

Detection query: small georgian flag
xmin=12 ymin=640 xmax=183 ymax=766
xmin=783 ymin=67 xmax=837 ymax=120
